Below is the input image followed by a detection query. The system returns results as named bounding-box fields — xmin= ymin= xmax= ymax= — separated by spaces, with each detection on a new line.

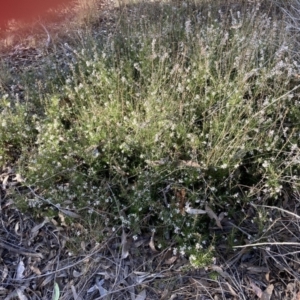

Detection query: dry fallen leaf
xmin=121 ymin=229 xmax=130 ymax=259
xmin=59 ymin=208 xmax=80 ymax=218
xmin=134 ymin=271 xmax=164 ymax=284
xmin=96 ymin=278 xmax=108 ymax=298
xmin=176 ymin=188 xmax=187 ymax=215
xmin=16 ymin=288 xmax=28 ymax=300
xmin=160 ymin=289 xmax=170 ymax=300
xmin=261 ymin=284 xmax=274 ymax=300
xmin=58 ymin=212 xmax=67 ymax=226
xmin=29 ymin=265 xmax=41 ymax=275
xmin=97 ymin=271 xmax=114 ymax=280
xmin=249 ymin=279 xmax=262 ymax=298
xmin=165 ymin=256 xmax=178 ymax=265
xmin=31 ymin=218 xmax=48 ymax=235
xmin=149 ymin=231 xmax=158 ymax=252
xmin=135 ymin=289 xmax=146 ymax=300
xmin=185 ymin=202 xmax=206 ymax=215
xmin=211 ymin=265 xmax=231 ymax=281
xmin=218 ymin=212 xmax=226 ymax=222
xmin=13 ymin=173 xmax=25 ymax=183
xmin=225 ymin=282 xmax=238 ymax=297
xmin=71 ymin=285 xmax=83 ymax=300
xmin=16 ymin=260 xmax=25 ymax=280
xmin=73 ymin=270 xmax=82 ymax=278
xmin=265 ymin=272 xmax=270 ymax=282
xmin=185 ymin=206 xmax=207 ymax=215
xmin=205 ymin=205 xmax=223 ymax=229
xmin=2 ymin=265 xmax=8 ymax=281
xmin=178 ymin=160 xmax=201 ymax=168
xmin=2 ymin=175 xmax=9 ymax=190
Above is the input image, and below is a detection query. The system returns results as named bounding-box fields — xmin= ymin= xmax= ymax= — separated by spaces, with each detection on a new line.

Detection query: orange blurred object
xmin=0 ymin=0 xmax=73 ymax=27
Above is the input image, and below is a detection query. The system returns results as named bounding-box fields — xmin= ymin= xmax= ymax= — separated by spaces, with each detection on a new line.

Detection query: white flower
xmin=291 ymin=144 xmax=298 ymax=151
xmin=190 ymin=254 xmax=196 ymax=261
xmin=262 ymin=161 xmax=269 ymax=168
xmin=196 ymin=243 xmax=202 ymax=250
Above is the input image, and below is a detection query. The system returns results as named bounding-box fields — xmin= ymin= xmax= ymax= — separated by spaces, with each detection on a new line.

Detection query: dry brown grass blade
xmin=234 ymin=241 xmax=300 ymax=248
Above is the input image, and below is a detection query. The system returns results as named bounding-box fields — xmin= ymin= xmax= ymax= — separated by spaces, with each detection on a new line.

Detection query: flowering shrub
xmin=1 ymin=0 xmax=300 ymax=267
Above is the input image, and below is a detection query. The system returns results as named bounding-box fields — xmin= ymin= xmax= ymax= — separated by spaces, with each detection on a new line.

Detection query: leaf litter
xmin=2 ymin=169 xmax=300 ymax=299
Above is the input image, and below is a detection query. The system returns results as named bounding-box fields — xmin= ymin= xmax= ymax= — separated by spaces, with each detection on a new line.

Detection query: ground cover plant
xmin=1 ymin=0 xmax=300 ymax=298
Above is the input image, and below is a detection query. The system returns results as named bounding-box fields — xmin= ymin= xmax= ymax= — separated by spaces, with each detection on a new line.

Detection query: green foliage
xmin=0 ymin=96 xmax=36 ymax=164
xmin=189 ymin=244 xmax=216 ymax=268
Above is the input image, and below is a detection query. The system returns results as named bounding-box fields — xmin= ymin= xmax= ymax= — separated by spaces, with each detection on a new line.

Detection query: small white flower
xmin=262 ymin=161 xmax=269 ymax=168
xmin=291 ymin=144 xmax=298 ymax=151
xmin=190 ymin=254 xmax=196 ymax=261
xmin=196 ymin=243 xmax=202 ymax=250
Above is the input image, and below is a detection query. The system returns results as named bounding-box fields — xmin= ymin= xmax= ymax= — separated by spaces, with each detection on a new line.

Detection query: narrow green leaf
xmin=52 ymin=282 xmax=60 ymax=300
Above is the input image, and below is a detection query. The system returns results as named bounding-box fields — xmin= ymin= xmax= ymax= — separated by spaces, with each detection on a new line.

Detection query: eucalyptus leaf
xmin=52 ymin=282 xmax=60 ymax=300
